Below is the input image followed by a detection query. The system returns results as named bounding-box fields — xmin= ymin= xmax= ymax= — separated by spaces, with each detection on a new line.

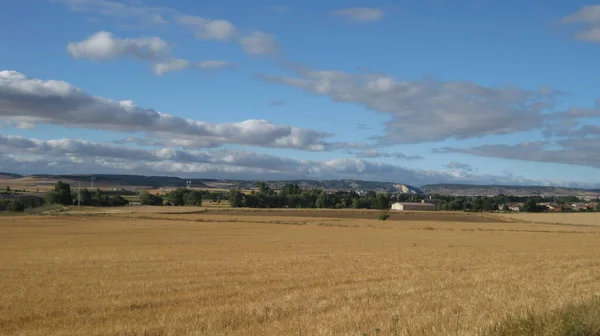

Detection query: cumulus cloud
xmin=175 ymin=14 xmax=279 ymax=54
xmin=0 ymin=134 xmax=587 ymax=187
xmin=239 ymin=31 xmax=278 ymax=55
xmin=563 ymin=5 xmax=600 ymax=42
xmin=56 ymin=1 xmax=279 ymax=56
xmin=67 ymin=31 xmax=170 ymax=61
xmin=434 ymin=139 xmax=600 ymax=169
xmin=176 ymin=15 xmax=238 ymax=41
xmin=68 ymin=32 xmax=232 ymax=76
xmin=151 ymin=59 xmax=234 ymax=75
xmin=151 ymin=58 xmax=190 ymax=76
xmin=0 ymin=134 xmax=307 ymax=172
xmin=0 ymin=70 xmax=331 ymax=151
xmin=261 ymin=67 xmax=558 ymax=144
xmin=333 ymin=7 xmax=384 ymax=23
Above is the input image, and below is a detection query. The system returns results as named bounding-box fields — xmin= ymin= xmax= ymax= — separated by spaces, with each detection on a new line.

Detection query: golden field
xmin=1 ymin=208 xmax=600 ymax=335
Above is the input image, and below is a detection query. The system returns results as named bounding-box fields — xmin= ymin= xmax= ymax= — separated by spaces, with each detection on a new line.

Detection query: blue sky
xmin=1 ymin=0 xmax=600 ymax=187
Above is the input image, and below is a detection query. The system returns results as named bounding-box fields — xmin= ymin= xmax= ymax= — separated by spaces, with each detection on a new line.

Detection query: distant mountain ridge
xmin=1 ymin=173 xmax=421 ymax=193
xmin=421 ymin=184 xmax=600 ymax=197
xmin=2 ymin=173 xmax=599 ymax=196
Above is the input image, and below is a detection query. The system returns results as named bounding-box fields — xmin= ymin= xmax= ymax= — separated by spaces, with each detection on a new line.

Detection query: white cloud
xmin=261 ymin=67 xmax=558 ymax=144
xmin=332 ymin=7 xmax=384 ymax=23
xmin=151 ymin=59 xmax=234 ymax=75
xmin=434 ymin=139 xmax=600 ymax=169
xmin=176 ymin=15 xmax=238 ymax=41
xmin=67 ymin=31 xmax=170 ymax=61
xmin=68 ymin=32 xmax=233 ymax=76
xmin=0 ymin=134 xmax=587 ymax=187
xmin=562 ymin=5 xmax=600 ymax=42
xmin=151 ymin=58 xmax=190 ymax=76
xmin=56 ymin=1 xmax=279 ymax=56
xmin=239 ymin=31 xmax=278 ymax=55
xmin=0 ymin=70 xmax=331 ymax=151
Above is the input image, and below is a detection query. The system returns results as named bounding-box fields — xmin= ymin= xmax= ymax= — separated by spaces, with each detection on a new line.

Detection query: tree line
xmin=228 ymin=182 xmax=392 ymax=209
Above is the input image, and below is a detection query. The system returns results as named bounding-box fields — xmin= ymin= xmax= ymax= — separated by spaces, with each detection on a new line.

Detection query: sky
xmin=2 ymin=0 xmax=600 ymax=187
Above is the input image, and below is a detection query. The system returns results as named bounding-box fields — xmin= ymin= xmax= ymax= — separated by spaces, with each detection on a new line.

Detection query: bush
xmin=140 ymin=191 xmax=163 ymax=206
xmin=45 ymin=181 xmax=73 ymax=205
xmin=7 ymin=200 xmax=25 ymax=212
xmin=377 ymin=211 xmax=390 ymax=221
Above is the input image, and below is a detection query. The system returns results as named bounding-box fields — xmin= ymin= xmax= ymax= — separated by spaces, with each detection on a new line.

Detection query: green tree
xmin=184 ymin=190 xmax=203 ymax=206
xmin=45 ymin=181 xmax=73 ymax=205
xmin=316 ymin=193 xmax=328 ymax=208
xmin=7 ymin=200 xmax=25 ymax=212
xmin=79 ymin=188 xmax=92 ymax=206
xmin=228 ymin=189 xmax=244 ymax=207
xmin=165 ymin=188 xmax=187 ymax=206
xmin=522 ymin=199 xmax=544 ymax=213
xmin=140 ymin=191 xmax=163 ymax=206
xmin=5 ymin=186 xmax=10 ymax=192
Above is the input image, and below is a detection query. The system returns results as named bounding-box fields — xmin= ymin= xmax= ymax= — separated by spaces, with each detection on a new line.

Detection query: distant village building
xmin=499 ymin=202 xmax=524 ymax=212
xmin=391 ymin=202 xmax=437 ymax=211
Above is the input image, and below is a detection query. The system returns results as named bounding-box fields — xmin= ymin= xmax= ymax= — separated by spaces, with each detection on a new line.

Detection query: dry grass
xmin=497 ymin=212 xmax=600 ymax=226
xmin=1 ymin=209 xmax=600 ymax=335
xmin=482 ymin=297 xmax=600 ymax=336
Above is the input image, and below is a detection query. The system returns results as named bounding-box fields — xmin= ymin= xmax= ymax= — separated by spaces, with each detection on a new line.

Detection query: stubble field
xmin=1 ymin=208 xmax=600 ymax=335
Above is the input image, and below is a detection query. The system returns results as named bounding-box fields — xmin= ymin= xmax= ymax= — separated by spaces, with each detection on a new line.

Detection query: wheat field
xmin=1 ymin=209 xmax=600 ymax=335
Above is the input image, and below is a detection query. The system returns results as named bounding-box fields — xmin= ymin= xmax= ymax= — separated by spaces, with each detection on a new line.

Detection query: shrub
xmin=7 ymin=200 xmax=25 ymax=212
xmin=377 ymin=211 xmax=390 ymax=221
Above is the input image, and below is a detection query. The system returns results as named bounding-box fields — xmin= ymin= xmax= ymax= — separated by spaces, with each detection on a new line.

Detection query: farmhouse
xmin=391 ymin=202 xmax=437 ymax=211
xmin=499 ymin=202 xmax=524 ymax=212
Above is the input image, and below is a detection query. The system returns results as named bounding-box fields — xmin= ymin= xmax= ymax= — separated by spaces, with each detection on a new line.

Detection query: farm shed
xmin=391 ymin=202 xmax=437 ymax=211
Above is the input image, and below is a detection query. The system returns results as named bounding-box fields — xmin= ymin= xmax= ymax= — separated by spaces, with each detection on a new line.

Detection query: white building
xmin=391 ymin=202 xmax=437 ymax=211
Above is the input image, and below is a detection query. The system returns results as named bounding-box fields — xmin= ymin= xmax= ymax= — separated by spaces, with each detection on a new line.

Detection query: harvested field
xmin=1 ymin=209 xmax=599 ymax=335
xmin=498 ymin=212 xmax=600 ymax=226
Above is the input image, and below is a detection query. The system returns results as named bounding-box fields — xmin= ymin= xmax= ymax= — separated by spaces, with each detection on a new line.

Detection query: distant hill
xmin=4 ymin=173 xmax=422 ymax=193
xmin=4 ymin=172 xmax=599 ymax=196
xmin=0 ymin=172 xmax=23 ymax=179
xmin=420 ymin=184 xmax=600 ymax=197
xmin=29 ymin=174 xmax=211 ymax=189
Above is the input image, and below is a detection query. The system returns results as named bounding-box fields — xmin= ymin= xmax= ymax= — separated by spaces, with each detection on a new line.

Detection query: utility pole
xmin=78 ymin=181 xmax=81 ymax=208
xmin=186 ymin=180 xmax=192 ymax=189
xmin=90 ymin=176 xmax=95 ymax=189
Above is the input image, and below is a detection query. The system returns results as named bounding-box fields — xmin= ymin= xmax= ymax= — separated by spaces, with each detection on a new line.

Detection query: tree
xmin=372 ymin=193 xmax=391 ymax=210
xmin=184 ymin=190 xmax=203 ymax=206
xmin=164 ymin=188 xmax=187 ymax=206
xmin=228 ymin=189 xmax=244 ymax=208
xmin=5 ymin=186 xmax=10 ymax=192
xmin=45 ymin=181 xmax=73 ymax=205
xmin=79 ymin=188 xmax=92 ymax=206
xmin=108 ymin=195 xmax=129 ymax=206
xmin=7 ymin=200 xmax=25 ymax=212
xmin=522 ymin=199 xmax=544 ymax=213
xmin=316 ymin=193 xmax=328 ymax=208
xmin=140 ymin=191 xmax=163 ymax=206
